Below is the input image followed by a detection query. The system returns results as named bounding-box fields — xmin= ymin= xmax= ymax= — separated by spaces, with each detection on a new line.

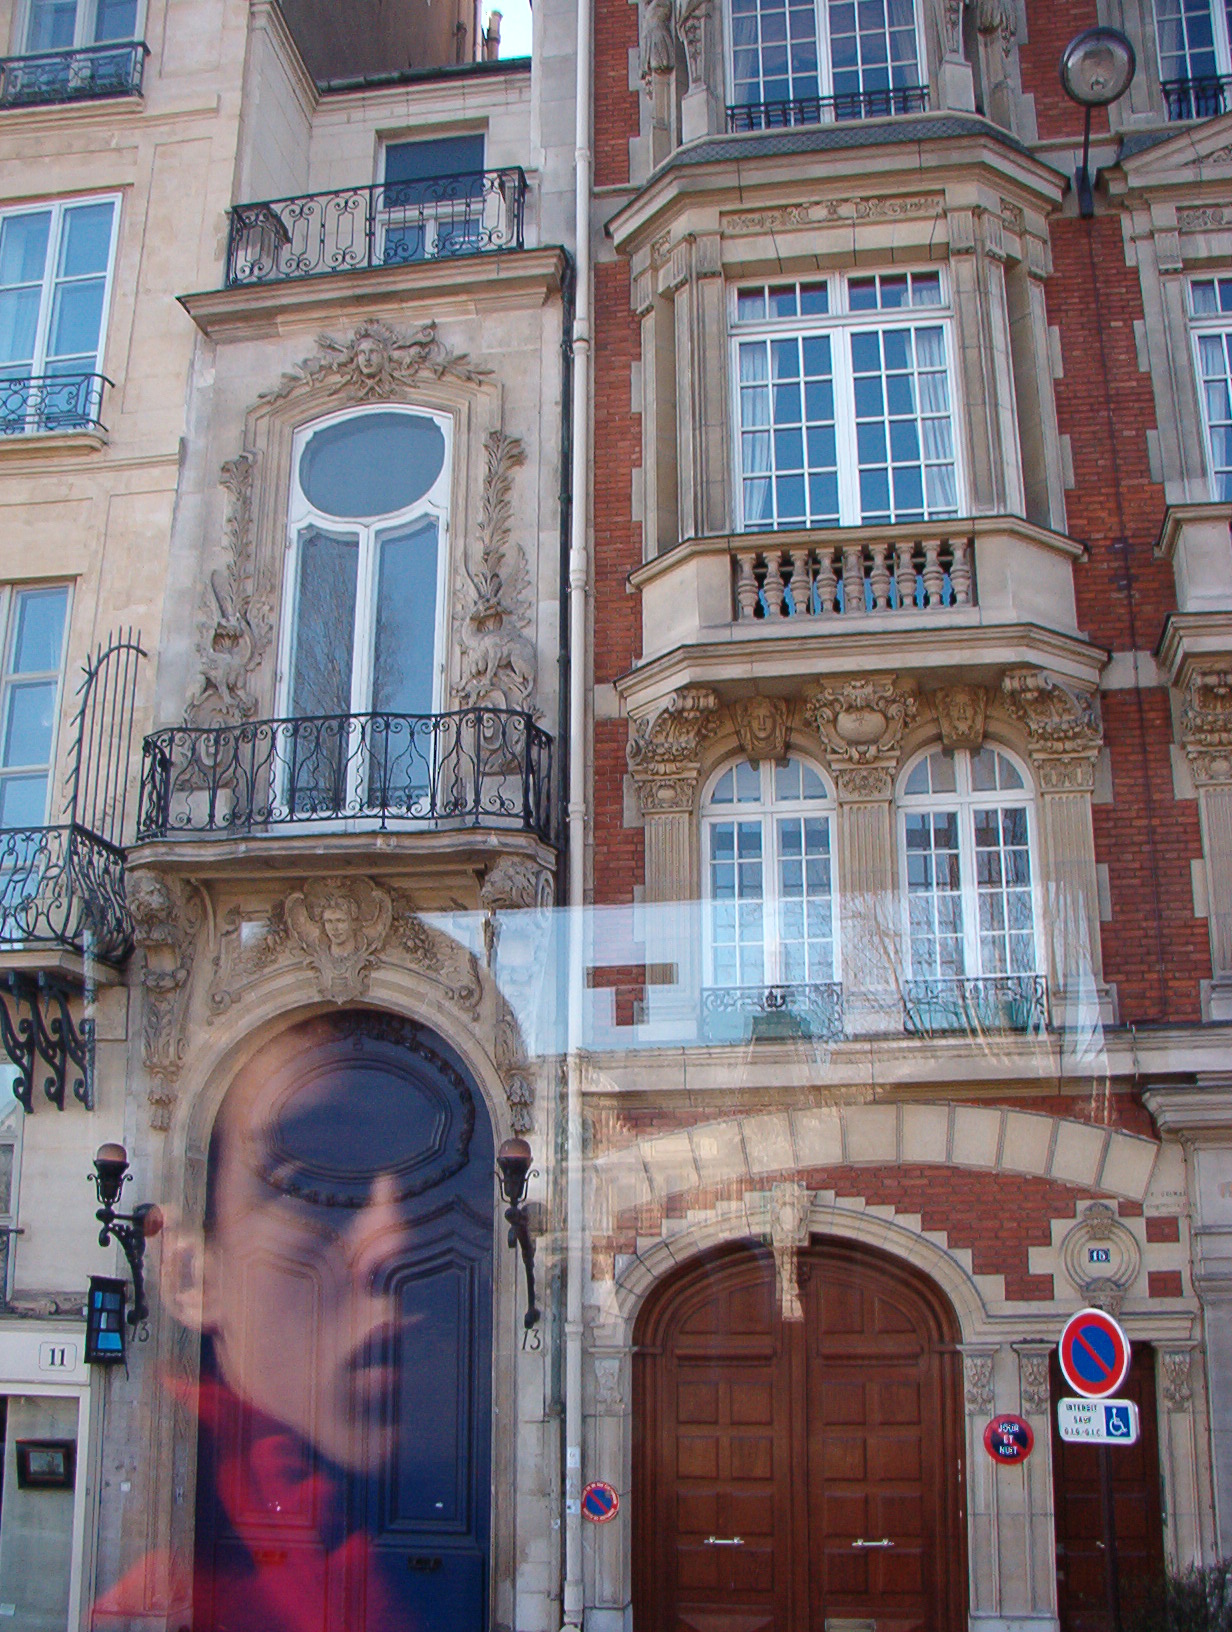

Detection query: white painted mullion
xmin=816 ymin=0 xmax=833 ymax=104
xmin=832 ymin=315 xmax=860 ymax=524
xmin=347 ymin=522 xmax=377 ymax=811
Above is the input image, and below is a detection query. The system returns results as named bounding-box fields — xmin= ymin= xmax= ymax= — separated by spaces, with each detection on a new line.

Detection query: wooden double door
xmin=634 ymin=1241 xmax=966 ymax=1632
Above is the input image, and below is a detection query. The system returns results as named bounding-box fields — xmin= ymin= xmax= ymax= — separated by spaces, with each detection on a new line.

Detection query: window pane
xmin=300 ymin=413 xmax=447 ymax=520
xmin=26 ymin=0 xmax=77 ymax=50
xmin=58 ymin=204 xmax=114 ymax=279
xmin=0 ymin=774 xmax=49 ymax=826
xmin=93 ymin=0 xmax=139 ymax=39
xmin=289 ymin=530 xmax=358 ymax=717
xmin=11 ymin=587 xmax=67 ymax=674
xmin=2 ymin=681 xmax=57 ymax=770
xmin=372 ymin=521 xmax=439 ymax=716
xmin=385 ymin=136 xmax=486 ymax=183
xmin=46 ymin=278 xmax=105 ymax=363
xmin=0 ymin=214 xmax=50 ymax=289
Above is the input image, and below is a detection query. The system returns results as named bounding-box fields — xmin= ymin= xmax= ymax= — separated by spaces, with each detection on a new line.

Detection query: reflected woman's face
xmin=201 ymin=1067 xmax=429 ymax=1473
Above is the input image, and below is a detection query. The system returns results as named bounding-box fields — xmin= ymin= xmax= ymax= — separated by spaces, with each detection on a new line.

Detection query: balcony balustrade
xmin=1162 ymin=75 xmax=1232 ymax=120
xmin=901 ymin=974 xmax=1049 ymax=1037
xmin=0 ymin=40 xmax=147 ymax=107
xmin=734 ymin=531 xmax=973 ymax=620
xmin=138 ymin=708 xmax=554 ymax=844
xmin=700 ymin=981 xmax=844 ymax=1042
xmin=225 ymin=169 xmax=527 ymax=287
xmin=0 ymin=372 xmax=109 ymax=437
xmin=0 ymin=824 xmax=130 ymax=966
xmin=726 ymin=84 xmax=928 ymax=131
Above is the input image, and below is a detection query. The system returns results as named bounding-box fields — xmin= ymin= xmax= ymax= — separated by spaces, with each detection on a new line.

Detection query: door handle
xmin=703 ymin=1536 xmax=744 ymax=1546
xmin=851 ymin=1537 xmax=894 ymax=1549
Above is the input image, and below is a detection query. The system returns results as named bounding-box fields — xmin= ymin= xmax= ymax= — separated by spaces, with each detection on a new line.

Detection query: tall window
xmin=1190 ymin=275 xmax=1232 ymax=496
xmin=729 ymin=0 xmax=923 ymax=118
xmin=704 ymin=755 xmax=837 ymax=990
xmin=899 ymin=746 xmax=1038 ymax=985
xmin=0 ymin=585 xmax=69 ymax=829
xmin=733 ymin=270 xmax=960 ymax=531
xmin=382 ymin=134 xmax=486 ymax=263
xmin=23 ymin=0 xmax=139 ymax=50
xmin=1156 ymin=0 xmax=1232 ymax=115
xmin=0 ymin=198 xmax=118 ymax=433
xmin=279 ymin=406 xmax=450 ymax=812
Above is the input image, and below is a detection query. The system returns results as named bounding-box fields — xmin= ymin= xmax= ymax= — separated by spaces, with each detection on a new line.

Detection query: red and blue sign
xmin=581 ymin=1480 xmax=620 ymax=1523
xmin=1058 ymin=1307 xmax=1132 ymax=1399
xmin=983 ymin=1414 xmax=1035 ymax=1463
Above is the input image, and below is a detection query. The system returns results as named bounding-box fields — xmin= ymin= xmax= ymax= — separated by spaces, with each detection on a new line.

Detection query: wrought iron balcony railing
xmin=727 ymin=84 xmax=928 ymax=131
xmin=225 ymin=168 xmax=528 ymax=287
xmin=1162 ymin=74 xmax=1232 ymax=120
xmin=0 ymin=824 xmax=131 ymax=965
xmin=0 ymin=372 xmax=109 ymax=436
xmin=902 ymin=974 xmax=1049 ymax=1037
xmin=701 ymin=981 xmax=845 ymax=1042
xmin=0 ymin=40 xmax=148 ymax=108
xmin=138 ymin=708 xmax=554 ymax=843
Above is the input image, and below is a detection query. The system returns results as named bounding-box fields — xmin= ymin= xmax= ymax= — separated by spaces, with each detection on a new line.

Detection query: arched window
xmin=702 ymin=755 xmax=837 ymax=1003
xmin=276 ymin=405 xmax=451 ymax=814
xmin=898 ymin=745 xmax=1043 ymax=1030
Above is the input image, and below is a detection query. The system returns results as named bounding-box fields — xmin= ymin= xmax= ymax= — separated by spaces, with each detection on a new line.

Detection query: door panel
xmin=634 ymin=1240 xmax=964 ymax=1632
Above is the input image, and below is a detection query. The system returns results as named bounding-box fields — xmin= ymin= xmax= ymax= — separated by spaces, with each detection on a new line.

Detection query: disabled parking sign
xmin=1057 ymin=1397 xmax=1141 ymax=1444
xmin=1058 ymin=1307 xmax=1131 ymax=1399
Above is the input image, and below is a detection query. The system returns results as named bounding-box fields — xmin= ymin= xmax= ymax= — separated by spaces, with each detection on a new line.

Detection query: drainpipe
xmin=562 ymin=0 xmax=592 ymax=1611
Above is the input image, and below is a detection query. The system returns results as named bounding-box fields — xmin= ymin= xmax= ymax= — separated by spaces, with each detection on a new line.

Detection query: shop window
xmin=0 ymin=198 xmax=119 ymax=433
xmin=728 ymin=0 xmax=925 ymax=120
xmin=731 ymin=270 xmax=960 ymax=531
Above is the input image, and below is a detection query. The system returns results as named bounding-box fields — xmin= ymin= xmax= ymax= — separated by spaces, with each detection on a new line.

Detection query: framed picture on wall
xmin=15 ymin=1439 xmax=75 ymax=1489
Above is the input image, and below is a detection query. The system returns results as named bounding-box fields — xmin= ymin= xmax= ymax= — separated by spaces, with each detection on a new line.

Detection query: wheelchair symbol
xmin=1106 ymin=1406 xmax=1131 ymax=1437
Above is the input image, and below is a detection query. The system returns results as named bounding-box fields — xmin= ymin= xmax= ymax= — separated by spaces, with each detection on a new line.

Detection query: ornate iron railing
xmin=1162 ymin=75 xmax=1232 ymax=120
xmin=0 ymin=825 xmax=131 ymax=965
xmin=138 ymin=708 xmax=554 ymax=842
xmin=727 ymin=84 xmax=928 ymax=131
xmin=733 ymin=529 xmax=973 ymax=621
xmin=701 ymin=982 xmax=845 ymax=1042
xmin=902 ymin=974 xmax=1049 ymax=1037
xmin=0 ymin=40 xmax=148 ymax=107
xmin=225 ymin=168 xmax=528 ymax=287
xmin=0 ymin=372 xmax=109 ymax=436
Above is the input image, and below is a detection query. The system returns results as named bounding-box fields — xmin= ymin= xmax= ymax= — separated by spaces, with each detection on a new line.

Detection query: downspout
xmin=562 ymin=0 xmax=592 ymax=1612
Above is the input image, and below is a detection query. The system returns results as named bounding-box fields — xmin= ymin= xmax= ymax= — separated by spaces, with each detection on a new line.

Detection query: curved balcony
xmin=225 ymin=170 xmax=527 ymax=288
xmin=137 ymin=708 xmax=554 ymax=846
xmin=1162 ymin=75 xmax=1232 ymax=121
xmin=0 ymin=40 xmax=147 ymax=108
xmin=0 ymin=824 xmax=130 ymax=966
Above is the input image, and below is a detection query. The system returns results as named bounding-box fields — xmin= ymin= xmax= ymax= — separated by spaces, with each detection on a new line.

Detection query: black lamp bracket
xmin=499 ymin=1166 xmax=541 ymax=1330
xmin=0 ymin=972 xmax=94 ymax=1112
xmin=91 ymin=1169 xmax=155 ymax=1328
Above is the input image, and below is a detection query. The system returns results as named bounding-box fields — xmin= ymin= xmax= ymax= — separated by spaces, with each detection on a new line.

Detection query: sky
xmin=484 ymin=0 xmax=533 ymax=57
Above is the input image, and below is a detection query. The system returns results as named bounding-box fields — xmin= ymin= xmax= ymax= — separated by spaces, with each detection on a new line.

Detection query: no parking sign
xmin=1058 ymin=1307 xmax=1131 ymax=1399
xmin=982 ymin=1414 xmax=1034 ymax=1463
xmin=581 ymin=1481 xmax=620 ymax=1523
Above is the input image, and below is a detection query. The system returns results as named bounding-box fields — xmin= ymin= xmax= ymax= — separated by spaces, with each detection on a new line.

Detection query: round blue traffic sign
xmin=1058 ymin=1307 xmax=1131 ymax=1399
xmin=581 ymin=1480 xmax=620 ymax=1523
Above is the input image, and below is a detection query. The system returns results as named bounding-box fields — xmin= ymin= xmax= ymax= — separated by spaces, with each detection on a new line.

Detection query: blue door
xmin=193 ymin=1011 xmax=494 ymax=1632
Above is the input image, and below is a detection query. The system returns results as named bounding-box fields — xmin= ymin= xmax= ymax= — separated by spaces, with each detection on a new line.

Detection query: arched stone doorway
xmin=191 ymin=1010 xmax=495 ymax=1631
xmin=633 ymin=1237 xmax=966 ymax=1632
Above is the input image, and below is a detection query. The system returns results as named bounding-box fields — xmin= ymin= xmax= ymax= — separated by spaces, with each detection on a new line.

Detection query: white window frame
xmin=729 ymin=268 xmax=965 ymax=532
xmin=1188 ymin=273 xmax=1232 ymax=499
xmin=897 ymin=744 xmax=1041 ymax=983
xmin=0 ymin=195 xmax=120 ymax=435
xmin=701 ymin=754 xmax=840 ymax=991
xmin=0 ymin=581 xmax=72 ymax=830
xmin=1155 ymin=0 xmax=1232 ymax=88
xmin=725 ymin=0 xmax=927 ymax=115
xmin=276 ymin=403 xmax=453 ymax=816
xmin=17 ymin=0 xmax=144 ymax=52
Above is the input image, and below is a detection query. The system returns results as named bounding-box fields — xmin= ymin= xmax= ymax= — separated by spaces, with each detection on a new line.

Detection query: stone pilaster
xmin=1179 ymin=668 xmax=1232 ymax=1019
xmin=667 ymin=234 xmax=727 ymax=541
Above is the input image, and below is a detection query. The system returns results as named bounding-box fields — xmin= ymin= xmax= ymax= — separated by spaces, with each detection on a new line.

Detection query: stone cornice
xmin=1157 ymin=611 xmax=1232 ymax=689
xmin=1142 ymin=1083 xmax=1232 ymax=1138
xmin=178 ymin=247 xmax=569 ymax=341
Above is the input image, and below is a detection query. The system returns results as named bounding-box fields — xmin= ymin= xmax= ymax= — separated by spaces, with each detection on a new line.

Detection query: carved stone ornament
xmin=127 ymin=871 xmax=206 ymax=1129
xmin=805 ymin=676 xmax=918 ymax=798
xmin=972 ymin=0 xmax=1016 ymax=54
xmin=455 ymin=431 xmax=536 ymax=720
xmin=767 ymin=1181 xmax=811 ymax=1321
xmin=594 ymin=1357 xmax=626 ymax=1414
xmin=259 ymin=319 xmax=490 ymax=406
xmin=640 ymin=0 xmax=674 ymax=88
xmin=285 ymin=875 xmax=395 ymax=1002
xmin=675 ymin=0 xmax=710 ymax=87
xmin=964 ymin=1351 xmax=996 ymax=1416
xmin=732 ymin=696 xmax=790 ymax=764
xmin=481 ymin=856 xmax=555 ymax=913
xmin=1060 ymin=1202 xmax=1143 ymax=1316
xmin=943 ymin=0 xmax=962 ymax=53
xmin=627 ymin=686 xmax=721 ymax=814
xmin=1180 ymin=668 xmax=1232 ymax=785
xmin=186 ymin=451 xmax=275 ymax=727
xmin=933 ymin=684 xmax=991 ymax=751
xmin=1001 ymin=670 xmax=1102 ymax=787
xmin=494 ymin=999 xmax=535 ymax=1134
xmin=1161 ymin=1348 xmax=1194 ymax=1412
xmin=1018 ymin=1350 xmax=1050 ymax=1416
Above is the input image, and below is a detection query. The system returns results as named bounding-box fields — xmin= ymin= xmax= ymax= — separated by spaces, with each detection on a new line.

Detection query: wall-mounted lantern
xmin=496 ymin=1137 xmax=541 ymax=1329
xmin=1060 ymin=28 xmax=1137 ymax=219
xmin=90 ymin=1143 xmax=161 ymax=1328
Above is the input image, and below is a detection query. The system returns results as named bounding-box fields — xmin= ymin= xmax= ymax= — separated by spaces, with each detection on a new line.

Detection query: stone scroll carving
xmin=1161 ymin=1348 xmax=1194 ymax=1412
xmin=127 ymin=871 xmax=206 ymax=1129
xmin=186 ymin=451 xmax=275 ymax=728
xmin=627 ymin=685 xmax=721 ymax=814
xmin=964 ymin=1352 xmax=996 ymax=1416
xmin=1018 ymin=1350 xmax=1050 ymax=1416
xmin=767 ymin=1181 xmax=811 ymax=1322
xmin=259 ymin=319 xmax=490 ymax=405
xmin=1180 ymin=668 xmax=1232 ymax=785
xmin=804 ymin=676 xmax=918 ymax=799
xmin=1001 ymin=669 xmax=1102 ymax=789
xmin=455 ymin=431 xmax=536 ymax=718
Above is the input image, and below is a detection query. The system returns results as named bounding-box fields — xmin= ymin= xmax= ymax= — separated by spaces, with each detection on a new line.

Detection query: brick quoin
xmin=598 ymin=1165 xmax=1175 ymax=1302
